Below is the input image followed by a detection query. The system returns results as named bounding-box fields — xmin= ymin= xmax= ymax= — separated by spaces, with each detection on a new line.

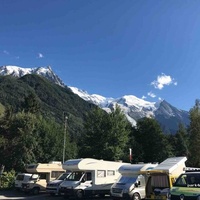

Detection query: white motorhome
xmin=14 ymin=173 xmax=32 ymax=191
xmin=59 ymin=158 xmax=130 ymax=199
xmin=110 ymin=163 xmax=158 ymax=200
xmin=21 ymin=161 xmax=65 ymax=195
xmin=144 ymin=156 xmax=187 ymax=200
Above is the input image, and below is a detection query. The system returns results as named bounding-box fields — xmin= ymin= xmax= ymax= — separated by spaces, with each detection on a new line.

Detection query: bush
xmin=0 ymin=170 xmax=15 ymax=189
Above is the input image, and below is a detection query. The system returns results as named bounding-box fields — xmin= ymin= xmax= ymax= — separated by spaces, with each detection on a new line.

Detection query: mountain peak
xmin=0 ymin=65 xmax=65 ymax=87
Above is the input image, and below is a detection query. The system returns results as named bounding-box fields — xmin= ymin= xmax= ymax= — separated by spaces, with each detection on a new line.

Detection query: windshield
xmin=65 ymin=171 xmax=84 ymax=181
xmin=174 ymin=174 xmax=200 ymax=187
xmin=16 ymin=175 xmax=24 ymax=181
xmin=57 ymin=173 xmax=70 ymax=180
xmin=118 ymin=176 xmax=138 ymax=184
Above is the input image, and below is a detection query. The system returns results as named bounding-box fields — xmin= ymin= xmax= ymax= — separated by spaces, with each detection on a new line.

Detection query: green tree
xmin=128 ymin=126 xmax=145 ymax=163
xmin=103 ymin=106 xmax=131 ymax=161
xmin=0 ymin=111 xmax=38 ymax=171
xmin=22 ymin=93 xmax=40 ymax=114
xmin=134 ymin=117 xmax=172 ymax=163
xmin=173 ymin=124 xmax=189 ymax=157
xmin=188 ymin=99 xmax=200 ymax=167
xmin=80 ymin=106 xmax=131 ymax=161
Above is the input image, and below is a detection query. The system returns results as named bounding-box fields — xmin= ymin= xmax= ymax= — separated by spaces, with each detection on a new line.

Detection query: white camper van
xmin=59 ymin=158 xmax=130 ymax=199
xmin=21 ymin=161 xmax=65 ymax=195
xmin=110 ymin=163 xmax=158 ymax=200
xmin=15 ymin=173 xmax=32 ymax=191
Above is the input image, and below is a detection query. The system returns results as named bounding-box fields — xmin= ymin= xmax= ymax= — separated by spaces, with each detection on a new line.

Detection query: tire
xmin=132 ymin=193 xmax=141 ymax=200
xmin=50 ymin=193 xmax=55 ymax=196
xmin=32 ymin=187 xmax=39 ymax=195
xmin=75 ymin=190 xmax=84 ymax=199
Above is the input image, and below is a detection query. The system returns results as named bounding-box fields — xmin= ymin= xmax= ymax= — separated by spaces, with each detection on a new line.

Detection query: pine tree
xmin=134 ymin=117 xmax=171 ymax=163
xmin=80 ymin=106 xmax=131 ymax=161
xmin=188 ymin=99 xmax=200 ymax=167
xmin=174 ymin=124 xmax=189 ymax=157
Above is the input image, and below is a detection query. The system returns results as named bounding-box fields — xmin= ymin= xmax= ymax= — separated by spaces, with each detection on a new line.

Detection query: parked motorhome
xmin=144 ymin=157 xmax=187 ymax=200
xmin=14 ymin=173 xmax=32 ymax=191
xmin=46 ymin=172 xmax=70 ymax=196
xmin=59 ymin=158 xmax=130 ymax=199
xmin=110 ymin=163 xmax=158 ymax=200
xmin=21 ymin=161 xmax=65 ymax=195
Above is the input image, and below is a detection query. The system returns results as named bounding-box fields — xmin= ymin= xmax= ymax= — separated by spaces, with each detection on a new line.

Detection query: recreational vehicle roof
xmin=119 ymin=163 xmax=158 ymax=175
xmin=146 ymin=157 xmax=187 ymax=174
xmin=62 ymin=158 xmax=129 ymax=171
xmin=25 ymin=161 xmax=64 ymax=173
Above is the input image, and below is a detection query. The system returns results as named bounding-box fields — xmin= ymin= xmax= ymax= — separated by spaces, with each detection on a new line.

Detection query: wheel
xmin=50 ymin=193 xmax=55 ymax=196
xmin=75 ymin=190 xmax=84 ymax=199
xmin=32 ymin=187 xmax=39 ymax=195
xmin=132 ymin=193 xmax=141 ymax=200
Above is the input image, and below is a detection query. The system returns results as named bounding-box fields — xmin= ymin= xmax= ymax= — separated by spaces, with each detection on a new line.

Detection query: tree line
xmin=0 ymin=98 xmax=200 ymax=173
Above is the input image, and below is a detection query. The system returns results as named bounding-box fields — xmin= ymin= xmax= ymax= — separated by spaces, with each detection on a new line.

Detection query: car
xmin=169 ymin=168 xmax=200 ymax=200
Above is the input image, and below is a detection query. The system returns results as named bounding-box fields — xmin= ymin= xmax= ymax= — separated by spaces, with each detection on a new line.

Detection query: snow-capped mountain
xmin=0 ymin=65 xmax=190 ymax=133
xmin=69 ymin=86 xmax=190 ymax=132
xmin=69 ymin=86 xmax=158 ymax=126
xmin=0 ymin=65 xmax=65 ymax=87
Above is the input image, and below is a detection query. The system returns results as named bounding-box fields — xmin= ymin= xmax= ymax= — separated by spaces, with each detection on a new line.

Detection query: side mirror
xmin=135 ymin=181 xmax=140 ymax=187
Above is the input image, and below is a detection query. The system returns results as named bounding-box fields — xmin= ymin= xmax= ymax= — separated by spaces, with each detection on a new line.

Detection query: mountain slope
xmin=0 ymin=74 xmax=97 ymax=139
xmin=0 ymin=65 xmax=190 ymax=133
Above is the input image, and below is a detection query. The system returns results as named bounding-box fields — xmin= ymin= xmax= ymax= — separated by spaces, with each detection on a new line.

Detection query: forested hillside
xmin=0 ymin=75 xmax=96 ymax=138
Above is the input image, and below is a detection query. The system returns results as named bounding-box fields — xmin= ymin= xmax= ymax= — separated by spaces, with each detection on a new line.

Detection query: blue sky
xmin=0 ymin=0 xmax=200 ymax=111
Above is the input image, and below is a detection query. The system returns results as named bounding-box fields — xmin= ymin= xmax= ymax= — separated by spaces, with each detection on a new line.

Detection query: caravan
xmin=21 ymin=161 xmax=65 ymax=195
xmin=59 ymin=158 xmax=130 ymax=199
xmin=144 ymin=156 xmax=187 ymax=200
xmin=110 ymin=163 xmax=158 ymax=200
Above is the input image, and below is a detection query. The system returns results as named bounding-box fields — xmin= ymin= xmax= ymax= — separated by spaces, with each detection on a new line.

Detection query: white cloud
xmin=3 ymin=50 xmax=9 ymax=55
xmin=37 ymin=53 xmax=44 ymax=58
xmin=148 ymin=91 xmax=156 ymax=98
xmin=151 ymin=73 xmax=177 ymax=90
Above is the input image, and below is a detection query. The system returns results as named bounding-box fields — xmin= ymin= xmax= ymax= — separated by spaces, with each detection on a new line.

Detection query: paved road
xmin=0 ymin=190 xmax=111 ymax=200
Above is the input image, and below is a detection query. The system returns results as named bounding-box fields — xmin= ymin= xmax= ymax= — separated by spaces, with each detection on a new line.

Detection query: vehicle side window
xmin=97 ymin=170 xmax=106 ymax=178
xmin=175 ymin=175 xmax=187 ymax=186
xmin=39 ymin=173 xmax=47 ymax=179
